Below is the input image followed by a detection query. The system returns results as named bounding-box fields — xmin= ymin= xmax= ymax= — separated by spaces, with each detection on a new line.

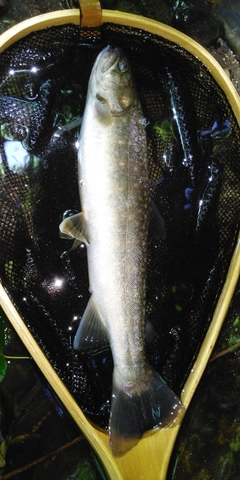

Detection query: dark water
xmin=168 ymin=279 xmax=240 ymax=480
xmin=0 ymin=13 xmax=239 ymax=480
xmin=0 ymin=308 xmax=108 ymax=480
xmin=1 ymin=0 xmax=239 ymax=56
xmin=0 ymin=22 xmax=239 ymax=429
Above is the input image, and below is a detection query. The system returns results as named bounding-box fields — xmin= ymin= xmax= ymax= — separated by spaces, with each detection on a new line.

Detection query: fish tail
xmin=109 ymin=366 xmax=184 ymax=456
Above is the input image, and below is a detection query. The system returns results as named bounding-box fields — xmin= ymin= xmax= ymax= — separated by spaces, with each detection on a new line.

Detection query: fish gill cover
xmin=0 ymin=22 xmax=239 ymax=431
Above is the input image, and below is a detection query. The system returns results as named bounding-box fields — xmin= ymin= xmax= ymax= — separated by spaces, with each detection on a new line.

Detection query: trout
xmin=60 ymin=45 xmax=183 ymax=456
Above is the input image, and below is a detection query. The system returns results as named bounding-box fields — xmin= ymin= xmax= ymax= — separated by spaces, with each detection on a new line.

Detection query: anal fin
xmin=73 ymin=295 xmax=109 ymax=352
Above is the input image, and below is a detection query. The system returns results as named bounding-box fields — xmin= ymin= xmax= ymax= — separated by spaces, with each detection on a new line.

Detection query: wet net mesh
xmin=0 ymin=22 xmax=239 ymax=429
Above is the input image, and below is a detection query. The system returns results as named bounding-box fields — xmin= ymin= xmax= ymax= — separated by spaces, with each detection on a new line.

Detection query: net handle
xmin=78 ymin=0 xmax=102 ymax=27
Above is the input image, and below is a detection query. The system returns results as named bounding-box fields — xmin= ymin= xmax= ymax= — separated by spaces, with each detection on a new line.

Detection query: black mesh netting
xmin=0 ymin=22 xmax=239 ymax=429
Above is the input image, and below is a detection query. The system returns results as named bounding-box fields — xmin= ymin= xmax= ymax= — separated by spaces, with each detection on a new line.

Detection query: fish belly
xmin=81 ymin=105 xmax=149 ymax=371
xmin=75 ymin=99 xmax=183 ymax=456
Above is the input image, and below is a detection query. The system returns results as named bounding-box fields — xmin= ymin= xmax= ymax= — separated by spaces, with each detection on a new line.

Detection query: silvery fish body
xmin=60 ymin=46 xmax=183 ymax=456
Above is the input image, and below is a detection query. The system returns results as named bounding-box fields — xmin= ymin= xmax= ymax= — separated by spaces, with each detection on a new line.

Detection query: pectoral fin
xmin=73 ymin=295 xmax=109 ymax=352
xmin=95 ymin=94 xmax=113 ymax=125
xmin=59 ymin=212 xmax=90 ymax=244
xmin=150 ymin=201 xmax=166 ymax=240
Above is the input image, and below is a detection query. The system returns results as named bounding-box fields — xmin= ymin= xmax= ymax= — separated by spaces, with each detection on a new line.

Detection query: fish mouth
xmin=93 ymin=45 xmax=135 ymax=112
xmin=98 ymin=45 xmax=122 ymax=74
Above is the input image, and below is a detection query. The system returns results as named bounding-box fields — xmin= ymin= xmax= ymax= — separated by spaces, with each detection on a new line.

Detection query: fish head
xmin=90 ymin=45 xmax=137 ymax=116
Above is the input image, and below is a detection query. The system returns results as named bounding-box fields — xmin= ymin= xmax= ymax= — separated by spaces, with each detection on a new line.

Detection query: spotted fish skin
xmin=60 ymin=46 xmax=183 ymax=456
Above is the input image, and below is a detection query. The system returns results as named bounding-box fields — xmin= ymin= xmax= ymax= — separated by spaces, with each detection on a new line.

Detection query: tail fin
xmin=109 ymin=366 xmax=184 ymax=456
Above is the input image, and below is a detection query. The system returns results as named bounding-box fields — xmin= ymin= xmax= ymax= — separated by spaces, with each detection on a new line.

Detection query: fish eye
xmin=118 ymin=59 xmax=128 ymax=73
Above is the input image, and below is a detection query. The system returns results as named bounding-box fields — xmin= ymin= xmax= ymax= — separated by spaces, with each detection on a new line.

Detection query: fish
xmin=60 ymin=45 xmax=183 ymax=456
